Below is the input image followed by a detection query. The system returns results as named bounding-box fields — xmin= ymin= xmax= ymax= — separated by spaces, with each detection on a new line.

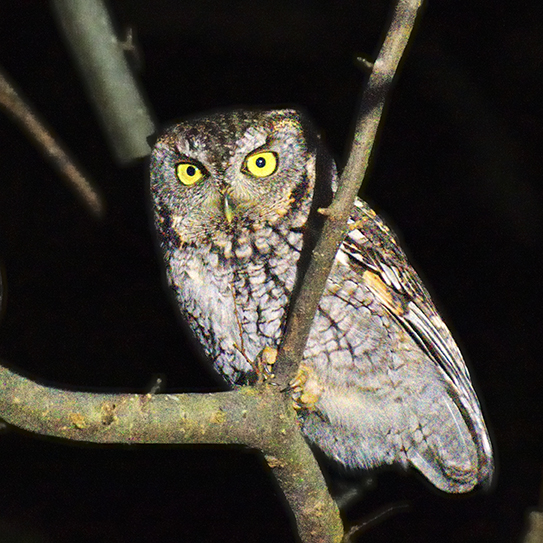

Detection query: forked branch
xmin=0 ymin=363 xmax=343 ymax=542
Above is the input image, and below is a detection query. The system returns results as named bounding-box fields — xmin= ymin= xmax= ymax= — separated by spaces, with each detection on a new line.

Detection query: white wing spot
xmin=335 ymin=249 xmax=350 ymax=267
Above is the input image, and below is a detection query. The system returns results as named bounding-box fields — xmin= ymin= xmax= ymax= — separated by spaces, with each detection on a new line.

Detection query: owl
xmin=150 ymin=108 xmax=494 ymax=493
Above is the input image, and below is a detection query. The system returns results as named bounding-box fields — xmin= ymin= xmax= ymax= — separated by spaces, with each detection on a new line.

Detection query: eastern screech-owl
xmin=150 ymin=109 xmax=493 ymax=493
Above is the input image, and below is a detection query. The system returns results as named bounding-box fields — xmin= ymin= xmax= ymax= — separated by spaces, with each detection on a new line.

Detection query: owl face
xmin=150 ymin=109 xmax=314 ymax=253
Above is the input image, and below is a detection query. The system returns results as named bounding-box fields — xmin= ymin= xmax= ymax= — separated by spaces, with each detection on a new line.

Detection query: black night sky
xmin=0 ymin=1 xmax=542 ymax=542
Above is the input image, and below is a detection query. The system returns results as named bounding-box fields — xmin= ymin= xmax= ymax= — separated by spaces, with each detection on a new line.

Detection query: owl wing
xmin=337 ymin=197 xmax=494 ymax=489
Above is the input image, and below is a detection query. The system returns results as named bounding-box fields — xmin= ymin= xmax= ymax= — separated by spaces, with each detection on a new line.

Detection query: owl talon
xmin=255 ymin=346 xmax=277 ymax=384
xmin=290 ymin=365 xmax=323 ymax=411
xmin=290 ymin=371 xmax=305 ymax=391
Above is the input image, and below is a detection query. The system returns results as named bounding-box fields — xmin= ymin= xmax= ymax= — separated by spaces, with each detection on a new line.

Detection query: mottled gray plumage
xmin=150 ymin=109 xmax=493 ymax=493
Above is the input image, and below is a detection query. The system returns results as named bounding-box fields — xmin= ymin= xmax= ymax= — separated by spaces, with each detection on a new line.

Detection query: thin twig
xmin=274 ymin=0 xmax=424 ymax=386
xmin=354 ymin=55 xmax=375 ymax=72
xmin=343 ymin=502 xmax=411 ymax=542
xmin=0 ymin=66 xmax=104 ymax=217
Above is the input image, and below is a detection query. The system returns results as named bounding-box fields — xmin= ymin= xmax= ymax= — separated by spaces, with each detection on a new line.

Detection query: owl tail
xmin=402 ymin=379 xmax=494 ymax=493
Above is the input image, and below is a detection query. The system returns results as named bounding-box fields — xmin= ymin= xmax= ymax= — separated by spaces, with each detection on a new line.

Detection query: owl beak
xmin=223 ymin=193 xmax=235 ymax=224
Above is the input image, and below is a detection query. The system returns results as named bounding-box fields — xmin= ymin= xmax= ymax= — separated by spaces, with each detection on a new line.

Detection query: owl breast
xmin=166 ymin=221 xmax=305 ymax=384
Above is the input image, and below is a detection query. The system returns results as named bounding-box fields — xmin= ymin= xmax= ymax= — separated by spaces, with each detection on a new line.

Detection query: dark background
xmin=1 ymin=1 xmax=542 ymax=541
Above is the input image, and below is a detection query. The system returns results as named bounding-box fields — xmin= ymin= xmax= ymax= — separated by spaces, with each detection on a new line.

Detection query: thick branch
xmin=51 ymin=0 xmax=156 ymax=164
xmin=0 ymin=362 xmax=342 ymax=542
xmin=0 ymin=66 xmax=104 ymax=217
xmin=274 ymin=0 xmax=424 ymax=386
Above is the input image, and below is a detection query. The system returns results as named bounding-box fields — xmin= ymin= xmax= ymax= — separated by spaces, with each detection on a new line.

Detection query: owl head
xmin=150 ymin=109 xmax=326 ymax=255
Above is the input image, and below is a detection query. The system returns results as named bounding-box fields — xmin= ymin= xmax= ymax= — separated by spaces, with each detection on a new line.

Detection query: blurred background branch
xmin=0 ymin=65 xmax=104 ymax=217
xmin=51 ymin=0 xmax=156 ymax=164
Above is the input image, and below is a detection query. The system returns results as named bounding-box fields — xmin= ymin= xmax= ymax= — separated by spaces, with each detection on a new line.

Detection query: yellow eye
xmin=176 ymin=163 xmax=204 ymax=185
xmin=244 ymin=151 xmax=278 ymax=178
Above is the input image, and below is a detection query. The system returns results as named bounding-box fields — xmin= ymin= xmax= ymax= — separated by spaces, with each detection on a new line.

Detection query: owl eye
xmin=176 ymin=162 xmax=205 ymax=185
xmin=244 ymin=151 xmax=278 ymax=178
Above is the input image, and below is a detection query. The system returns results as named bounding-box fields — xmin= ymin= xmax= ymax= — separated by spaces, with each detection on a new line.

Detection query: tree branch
xmin=1 ymin=0 xmax=425 ymax=540
xmin=50 ymin=0 xmax=156 ymax=164
xmin=0 ymin=362 xmax=342 ymax=542
xmin=274 ymin=0 xmax=424 ymax=386
xmin=0 ymin=66 xmax=104 ymax=217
